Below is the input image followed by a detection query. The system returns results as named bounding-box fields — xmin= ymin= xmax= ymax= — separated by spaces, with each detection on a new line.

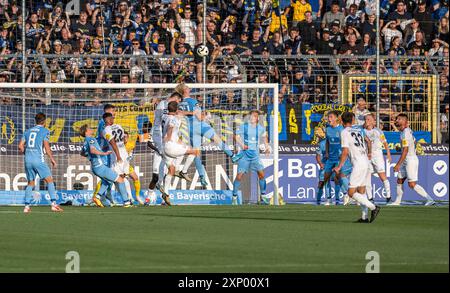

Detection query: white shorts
xmin=349 ymin=161 xmax=371 ymax=189
xmin=370 ymin=152 xmax=386 ymax=174
xmin=164 ymin=141 xmax=188 ymax=159
xmin=397 ymin=156 xmax=419 ymax=182
xmin=111 ymin=160 xmax=130 ymax=176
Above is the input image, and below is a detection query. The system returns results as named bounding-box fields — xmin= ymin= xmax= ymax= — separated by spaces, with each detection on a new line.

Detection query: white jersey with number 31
xmin=341 ymin=126 xmax=369 ymax=165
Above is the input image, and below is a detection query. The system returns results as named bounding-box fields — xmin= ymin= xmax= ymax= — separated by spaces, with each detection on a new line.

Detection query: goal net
xmin=0 ymin=83 xmax=280 ymax=206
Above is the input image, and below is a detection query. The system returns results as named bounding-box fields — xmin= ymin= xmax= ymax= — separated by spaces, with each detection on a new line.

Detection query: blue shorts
xmin=237 ymin=156 xmax=265 ymax=174
xmin=324 ymin=159 xmax=352 ymax=176
xmin=93 ymin=165 xmax=119 ymax=184
xmin=25 ymin=161 xmax=52 ymax=181
xmin=190 ymin=120 xmax=216 ymax=147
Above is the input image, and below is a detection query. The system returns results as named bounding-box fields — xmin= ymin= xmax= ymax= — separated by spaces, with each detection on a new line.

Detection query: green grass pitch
xmin=0 ymin=205 xmax=448 ymax=273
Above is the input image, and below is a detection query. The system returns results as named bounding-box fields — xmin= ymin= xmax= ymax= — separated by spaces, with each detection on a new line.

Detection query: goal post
xmin=0 ymin=82 xmax=280 ymax=205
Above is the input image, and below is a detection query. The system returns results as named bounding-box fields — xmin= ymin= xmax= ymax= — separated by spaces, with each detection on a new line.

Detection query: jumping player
xmin=80 ymin=124 xmax=132 ymax=207
xmin=147 ymin=92 xmax=184 ymax=204
xmin=19 ymin=113 xmax=63 ymax=213
xmin=364 ymin=113 xmax=392 ymax=203
xmin=176 ymin=83 xmax=241 ymax=188
xmin=232 ymin=110 xmax=271 ymax=205
xmin=161 ymin=101 xmax=201 ymax=205
xmin=334 ymin=112 xmax=381 ymax=223
xmin=391 ymin=113 xmax=435 ymax=206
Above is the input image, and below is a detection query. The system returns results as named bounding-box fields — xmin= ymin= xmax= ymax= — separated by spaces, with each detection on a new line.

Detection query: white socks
xmin=366 ymin=183 xmax=373 ymax=200
xmin=164 ymin=174 xmax=173 ymax=195
xmin=182 ymin=155 xmax=196 ymax=173
xmin=383 ymin=180 xmax=391 ymax=199
xmin=413 ymin=184 xmax=433 ymax=201
xmin=396 ymin=184 xmax=404 ymax=203
xmin=352 ymin=193 xmax=376 ymax=211
xmin=361 ymin=206 xmax=369 ymax=220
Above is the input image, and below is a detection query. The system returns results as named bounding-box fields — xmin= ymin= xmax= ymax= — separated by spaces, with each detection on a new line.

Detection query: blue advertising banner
xmin=271 ymin=154 xmax=449 ymax=204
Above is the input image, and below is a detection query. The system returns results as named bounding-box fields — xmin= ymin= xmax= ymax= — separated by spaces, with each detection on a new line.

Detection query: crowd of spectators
xmin=0 ymin=0 xmax=448 ymax=139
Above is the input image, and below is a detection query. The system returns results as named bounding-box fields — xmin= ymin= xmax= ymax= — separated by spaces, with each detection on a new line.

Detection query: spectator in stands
xmin=329 ymin=20 xmax=344 ymax=53
xmin=353 ymin=97 xmax=370 ymax=125
xmin=298 ymin=11 xmax=319 ymax=51
xmin=378 ymin=85 xmax=393 ymax=123
xmin=414 ymin=0 xmax=434 ymax=44
xmin=406 ymin=79 xmax=426 ymax=112
xmin=322 ymin=2 xmax=345 ymax=29
xmin=388 ymin=0 xmax=412 ymax=22
xmin=429 ymin=38 xmax=449 ymax=56
xmin=316 ymin=28 xmax=334 ymax=54
xmin=291 ymin=0 xmax=312 ymax=27
xmin=382 ymin=20 xmax=403 ymax=51
xmin=435 ymin=16 xmax=449 ymax=41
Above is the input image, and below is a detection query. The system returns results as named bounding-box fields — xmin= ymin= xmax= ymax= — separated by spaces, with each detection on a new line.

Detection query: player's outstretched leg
xmin=409 ymin=182 xmax=435 ymax=206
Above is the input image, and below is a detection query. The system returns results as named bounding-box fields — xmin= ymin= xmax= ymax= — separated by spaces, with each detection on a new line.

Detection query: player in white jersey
xmin=102 ymin=113 xmax=130 ymax=176
xmin=391 ymin=114 xmax=435 ymax=206
xmin=160 ymin=101 xmax=200 ymax=205
xmin=146 ymin=92 xmax=186 ymax=204
xmin=364 ymin=113 xmax=393 ymax=203
xmin=102 ymin=113 xmax=135 ymax=207
xmin=334 ymin=112 xmax=381 ymax=223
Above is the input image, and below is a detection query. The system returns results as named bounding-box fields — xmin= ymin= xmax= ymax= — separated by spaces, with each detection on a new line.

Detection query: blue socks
xmin=233 ymin=180 xmax=241 ymax=197
xmin=259 ymin=178 xmax=266 ymax=195
xmin=317 ymin=185 xmax=323 ymax=204
xmin=47 ymin=182 xmax=57 ymax=202
xmin=117 ymin=182 xmax=129 ymax=202
xmin=98 ymin=182 xmax=110 ymax=197
xmin=25 ymin=185 xmax=33 ymax=205
xmin=339 ymin=177 xmax=349 ymax=200
xmin=195 ymin=157 xmax=206 ymax=177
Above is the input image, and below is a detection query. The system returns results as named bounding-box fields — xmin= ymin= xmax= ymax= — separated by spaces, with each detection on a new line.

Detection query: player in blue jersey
xmin=175 ymin=83 xmax=242 ymax=188
xmin=315 ymin=127 xmax=332 ymax=205
xmin=19 ymin=113 xmax=63 ymax=213
xmin=79 ymin=124 xmax=133 ymax=207
xmin=92 ymin=104 xmax=116 ymax=207
xmin=322 ymin=110 xmax=352 ymax=205
xmin=232 ymin=110 xmax=271 ymax=205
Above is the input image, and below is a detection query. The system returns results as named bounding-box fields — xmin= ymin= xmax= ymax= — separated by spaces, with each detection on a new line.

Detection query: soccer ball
xmin=196 ymin=45 xmax=209 ymax=57
xmin=145 ymin=190 xmax=157 ymax=206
